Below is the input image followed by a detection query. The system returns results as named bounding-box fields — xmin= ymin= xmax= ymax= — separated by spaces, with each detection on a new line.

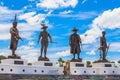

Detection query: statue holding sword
xmin=38 ymin=24 xmax=54 ymax=61
xmin=9 ymin=14 xmax=22 ymax=59
xmin=99 ymin=31 xmax=109 ymax=62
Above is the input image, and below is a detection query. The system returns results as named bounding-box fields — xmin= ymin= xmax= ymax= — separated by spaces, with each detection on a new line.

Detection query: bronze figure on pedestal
xmin=9 ymin=14 xmax=22 ymax=59
xmin=98 ymin=31 xmax=109 ymax=62
xmin=69 ymin=27 xmax=82 ymax=62
xmin=38 ymin=24 xmax=52 ymax=61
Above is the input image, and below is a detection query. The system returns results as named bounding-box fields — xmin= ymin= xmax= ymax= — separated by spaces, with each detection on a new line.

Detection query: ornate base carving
xmin=38 ymin=56 xmax=49 ymax=61
xmin=8 ymin=55 xmax=21 ymax=59
xmin=71 ymin=58 xmax=82 ymax=62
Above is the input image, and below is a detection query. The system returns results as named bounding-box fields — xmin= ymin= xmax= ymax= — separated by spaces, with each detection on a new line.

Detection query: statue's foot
xmin=38 ymin=56 xmax=49 ymax=61
xmin=8 ymin=54 xmax=21 ymax=59
xmin=13 ymin=54 xmax=17 ymax=57
xmin=71 ymin=58 xmax=82 ymax=62
xmin=78 ymin=58 xmax=81 ymax=60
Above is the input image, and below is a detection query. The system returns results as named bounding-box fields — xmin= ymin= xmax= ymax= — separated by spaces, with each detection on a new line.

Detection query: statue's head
xmin=102 ymin=31 xmax=106 ymax=36
xmin=41 ymin=24 xmax=48 ymax=30
xmin=72 ymin=27 xmax=78 ymax=33
xmin=13 ymin=14 xmax=17 ymax=27
xmin=102 ymin=31 xmax=106 ymax=34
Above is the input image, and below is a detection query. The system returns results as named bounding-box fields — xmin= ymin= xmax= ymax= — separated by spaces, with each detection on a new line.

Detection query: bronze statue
xmin=38 ymin=24 xmax=52 ymax=61
xmin=9 ymin=14 xmax=21 ymax=59
xmin=99 ymin=31 xmax=109 ymax=62
xmin=69 ymin=27 xmax=82 ymax=61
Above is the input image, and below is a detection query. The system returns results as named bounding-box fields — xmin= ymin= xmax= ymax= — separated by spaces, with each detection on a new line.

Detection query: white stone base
xmin=92 ymin=62 xmax=115 ymax=68
xmin=1 ymin=59 xmax=27 ymax=65
xmin=70 ymin=62 xmax=86 ymax=68
xmin=32 ymin=61 xmax=57 ymax=67
xmin=0 ymin=59 xmax=64 ymax=75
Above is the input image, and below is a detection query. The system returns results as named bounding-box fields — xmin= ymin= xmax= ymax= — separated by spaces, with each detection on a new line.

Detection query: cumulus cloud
xmin=59 ymin=10 xmax=73 ymax=15
xmin=19 ymin=12 xmax=46 ymax=25
xmin=37 ymin=0 xmax=78 ymax=9
xmin=49 ymin=50 xmax=70 ymax=58
xmin=81 ymin=7 xmax=120 ymax=44
xmin=92 ymin=8 xmax=120 ymax=29
xmin=86 ymin=50 xmax=96 ymax=55
xmin=109 ymin=42 xmax=120 ymax=52
xmin=0 ymin=6 xmax=22 ymax=22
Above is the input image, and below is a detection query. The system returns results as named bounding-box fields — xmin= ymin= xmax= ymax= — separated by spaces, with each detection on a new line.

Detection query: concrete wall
xmin=0 ymin=64 xmax=64 ymax=75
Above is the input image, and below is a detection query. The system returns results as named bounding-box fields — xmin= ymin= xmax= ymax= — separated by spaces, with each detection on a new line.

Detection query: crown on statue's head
xmin=13 ymin=14 xmax=17 ymax=24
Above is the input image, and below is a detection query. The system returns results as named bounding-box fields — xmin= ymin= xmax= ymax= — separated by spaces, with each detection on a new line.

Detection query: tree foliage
xmin=58 ymin=57 xmax=65 ymax=67
xmin=86 ymin=61 xmax=92 ymax=67
xmin=0 ymin=55 xmax=7 ymax=63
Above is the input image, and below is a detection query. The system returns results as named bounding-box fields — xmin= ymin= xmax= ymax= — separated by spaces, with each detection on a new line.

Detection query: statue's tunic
xmin=10 ymin=27 xmax=19 ymax=50
xmin=39 ymin=31 xmax=51 ymax=47
xmin=69 ymin=33 xmax=81 ymax=54
xmin=100 ymin=36 xmax=107 ymax=51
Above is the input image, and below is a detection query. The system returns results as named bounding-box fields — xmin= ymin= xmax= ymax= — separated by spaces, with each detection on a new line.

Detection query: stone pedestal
xmin=38 ymin=56 xmax=49 ymax=61
xmin=92 ymin=62 xmax=115 ymax=68
xmin=32 ymin=61 xmax=57 ymax=67
xmin=70 ymin=58 xmax=82 ymax=62
xmin=1 ymin=59 xmax=27 ymax=65
xmin=8 ymin=55 xmax=21 ymax=59
xmin=70 ymin=62 xmax=86 ymax=68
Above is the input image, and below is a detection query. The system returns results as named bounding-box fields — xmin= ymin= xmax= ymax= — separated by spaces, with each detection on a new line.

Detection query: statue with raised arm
xmin=69 ymin=27 xmax=82 ymax=62
xmin=38 ymin=24 xmax=52 ymax=61
xmin=99 ymin=31 xmax=109 ymax=62
xmin=9 ymin=14 xmax=21 ymax=59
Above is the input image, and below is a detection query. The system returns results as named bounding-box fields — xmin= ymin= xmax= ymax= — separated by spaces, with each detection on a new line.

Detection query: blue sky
xmin=0 ymin=0 xmax=120 ymax=62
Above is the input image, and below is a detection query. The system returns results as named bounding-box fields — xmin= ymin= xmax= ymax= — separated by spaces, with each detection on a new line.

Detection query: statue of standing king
xmin=38 ymin=24 xmax=52 ymax=61
xmin=99 ymin=31 xmax=109 ymax=62
xmin=69 ymin=27 xmax=82 ymax=62
xmin=9 ymin=14 xmax=21 ymax=59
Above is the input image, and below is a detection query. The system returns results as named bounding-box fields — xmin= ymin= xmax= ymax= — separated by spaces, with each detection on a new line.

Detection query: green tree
xmin=0 ymin=55 xmax=7 ymax=63
xmin=28 ymin=63 xmax=32 ymax=65
xmin=93 ymin=60 xmax=98 ymax=63
xmin=118 ymin=60 xmax=120 ymax=63
xmin=58 ymin=57 xmax=64 ymax=67
xmin=111 ymin=61 xmax=115 ymax=63
xmin=86 ymin=61 xmax=92 ymax=67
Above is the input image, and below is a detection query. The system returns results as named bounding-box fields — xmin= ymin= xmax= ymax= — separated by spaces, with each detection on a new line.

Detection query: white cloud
xmin=49 ymin=50 xmax=70 ymax=58
xmin=109 ymin=42 xmax=120 ymax=52
xmin=92 ymin=8 xmax=120 ymax=29
xmin=0 ymin=23 xmax=11 ymax=40
xmin=37 ymin=0 xmax=78 ymax=9
xmin=81 ymin=26 xmax=101 ymax=44
xmin=59 ymin=10 xmax=73 ymax=15
xmin=0 ymin=6 xmax=51 ymax=40
xmin=19 ymin=12 xmax=46 ymax=25
xmin=50 ymin=11 xmax=98 ymax=20
xmin=81 ymin=7 xmax=120 ymax=44
xmin=0 ymin=6 xmax=22 ymax=14
xmin=28 ymin=41 xmax=35 ymax=46
xmin=86 ymin=50 xmax=96 ymax=55
xmin=0 ymin=6 xmax=22 ymax=22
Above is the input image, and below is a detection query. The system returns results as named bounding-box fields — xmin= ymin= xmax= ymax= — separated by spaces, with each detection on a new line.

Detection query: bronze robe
xmin=10 ymin=27 xmax=19 ymax=50
xmin=69 ymin=33 xmax=81 ymax=54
